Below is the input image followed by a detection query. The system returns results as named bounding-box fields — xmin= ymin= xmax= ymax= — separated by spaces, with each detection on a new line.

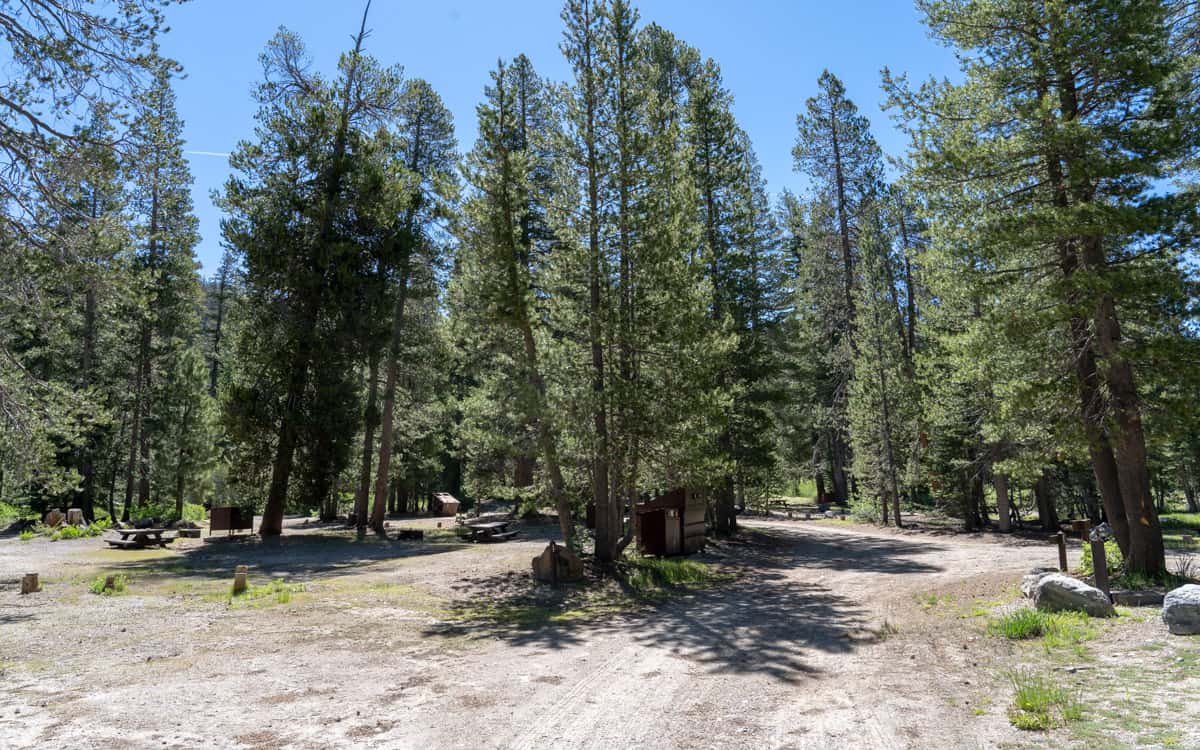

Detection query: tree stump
xmin=44 ymin=510 xmax=64 ymax=528
xmin=233 ymin=565 xmax=248 ymax=595
xmin=20 ymin=573 xmax=39 ymax=595
xmin=66 ymin=508 xmax=84 ymax=526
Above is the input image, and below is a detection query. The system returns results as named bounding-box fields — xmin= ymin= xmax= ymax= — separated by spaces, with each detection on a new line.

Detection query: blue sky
xmin=158 ymin=0 xmax=959 ymax=274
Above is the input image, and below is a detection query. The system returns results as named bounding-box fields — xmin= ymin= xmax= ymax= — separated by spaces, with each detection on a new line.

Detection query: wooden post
xmin=232 ymin=565 xmax=248 ymax=595
xmin=549 ymin=540 xmax=558 ymax=586
xmin=1090 ymin=538 xmax=1110 ymax=596
xmin=104 ymin=574 xmax=116 ymax=592
xmin=20 ymin=573 xmax=39 ymax=595
xmin=1056 ymin=532 xmax=1068 ymax=572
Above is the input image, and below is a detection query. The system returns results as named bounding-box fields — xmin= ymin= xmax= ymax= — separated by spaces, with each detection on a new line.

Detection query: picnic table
xmin=461 ymin=520 xmax=519 ymax=543
xmin=104 ymin=528 xmax=176 ymax=549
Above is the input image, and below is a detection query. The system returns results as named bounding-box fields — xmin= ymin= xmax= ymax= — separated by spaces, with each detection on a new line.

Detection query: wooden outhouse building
xmin=634 ymin=488 xmax=706 ymax=557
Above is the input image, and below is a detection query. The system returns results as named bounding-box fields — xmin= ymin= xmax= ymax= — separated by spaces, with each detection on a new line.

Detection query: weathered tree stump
xmin=65 ymin=508 xmax=84 ymax=526
xmin=44 ymin=510 xmax=65 ymax=528
xmin=20 ymin=573 xmax=39 ymax=595
xmin=232 ymin=565 xmax=248 ymax=595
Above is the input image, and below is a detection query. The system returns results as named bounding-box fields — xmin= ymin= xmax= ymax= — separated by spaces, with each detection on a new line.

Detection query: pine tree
xmin=453 ymin=55 xmax=574 ymax=540
xmin=369 ymin=78 xmax=458 ymax=532
xmin=791 ymin=71 xmax=885 ymax=506
xmin=889 ymin=0 xmax=1196 ymax=574
xmin=124 ymin=64 xmax=203 ymax=520
xmin=686 ymin=56 xmax=785 ymax=532
xmin=221 ymin=13 xmax=405 ymax=536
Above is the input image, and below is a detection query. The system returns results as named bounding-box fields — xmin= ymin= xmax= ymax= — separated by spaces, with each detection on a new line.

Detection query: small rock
xmin=1163 ymin=584 xmax=1200 ymax=636
xmin=1033 ymin=574 xmax=1115 ymax=617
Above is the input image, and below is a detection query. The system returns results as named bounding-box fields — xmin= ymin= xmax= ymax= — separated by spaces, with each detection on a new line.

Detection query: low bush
xmin=89 ymin=573 xmax=128 ymax=595
xmin=1079 ymin=538 xmax=1122 ymax=577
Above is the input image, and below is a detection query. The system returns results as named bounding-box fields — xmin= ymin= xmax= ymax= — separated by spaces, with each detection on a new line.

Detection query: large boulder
xmin=1033 ymin=574 xmax=1115 ymax=617
xmin=532 ymin=543 xmax=584 ymax=583
xmin=1163 ymin=584 xmax=1200 ymax=635
xmin=1021 ymin=568 xmax=1058 ymax=599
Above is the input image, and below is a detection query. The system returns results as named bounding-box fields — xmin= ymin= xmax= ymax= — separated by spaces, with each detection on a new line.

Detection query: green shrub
xmin=54 ymin=524 xmax=83 ymax=540
xmin=89 ymin=574 xmax=127 ymax=595
xmin=18 ymin=529 xmax=34 ymax=542
xmin=1079 ymin=538 xmax=1122 ymax=577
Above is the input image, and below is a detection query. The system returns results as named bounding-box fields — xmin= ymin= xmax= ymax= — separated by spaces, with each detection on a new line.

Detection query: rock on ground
xmin=1033 ymin=573 xmax=1115 ymax=617
xmin=1021 ymin=569 xmax=1058 ymax=599
xmin=1163 ymin=584 xmax=1200 ymax=635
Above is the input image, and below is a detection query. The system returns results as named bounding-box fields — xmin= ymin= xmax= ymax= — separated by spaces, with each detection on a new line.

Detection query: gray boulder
xmin=1021 ymin=569 xmax=1058 ymax=599
xmin=1033 ymin=574 xmax=1115 ymax=617
xmin=1162 ymin=584 xmax=1200 ymax=635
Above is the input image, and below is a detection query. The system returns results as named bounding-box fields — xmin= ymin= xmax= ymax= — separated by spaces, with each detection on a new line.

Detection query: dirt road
xmin=0 ymin=519 xmax=1079 ymax=749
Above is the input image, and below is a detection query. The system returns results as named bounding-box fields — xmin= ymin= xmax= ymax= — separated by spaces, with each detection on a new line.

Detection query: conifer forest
xmin=4 ymin=2 xmax=1200 ymax=748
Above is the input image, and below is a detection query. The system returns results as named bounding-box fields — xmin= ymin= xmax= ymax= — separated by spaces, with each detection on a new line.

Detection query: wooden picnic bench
xmin=104 ymin=528 xmax=176 ymax=549
xmin=461 ymin=520 xmax=519 ymax=543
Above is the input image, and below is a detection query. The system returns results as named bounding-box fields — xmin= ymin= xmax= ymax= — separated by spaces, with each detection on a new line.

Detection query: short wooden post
xmin=1090 ymin=538 xmax=1110 ymax=597
xmin=1056 ymin=531 xmax=1068 ymax=572
xmin=20 ymin=573 xmax=39 ymax=595
xmin=232 ymin=565 xmax=248 ymax=595
xmin=104 ymin=574 xmax=116 ymax=592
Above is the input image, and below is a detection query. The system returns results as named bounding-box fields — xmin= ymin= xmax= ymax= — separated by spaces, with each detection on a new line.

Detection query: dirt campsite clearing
xmin=1 ymin=517 xmax=1197 ymax=750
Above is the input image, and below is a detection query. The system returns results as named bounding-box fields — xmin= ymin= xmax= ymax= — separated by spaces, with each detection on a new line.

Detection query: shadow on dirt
xmin=423 ymin=525 xmax=939 ymax=683
xmin=98 ymin=529 xmax=470 ymax=583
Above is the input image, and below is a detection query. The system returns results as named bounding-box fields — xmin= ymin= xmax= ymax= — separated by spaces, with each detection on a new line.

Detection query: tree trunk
xmin=371 ymin=261 xmax=411 ymax=533
xmin=581 ymin=17 xmax=613 ymax=563
xmin=208 ymin=271 xmax=226 ymax=397
xmin=1036 ymin=474 xmax=1058 ymax=532
xmin=354 ymin=349 xmax=380 ymax=532
xmin=994 ymin=473 xmax=1011 ymax=532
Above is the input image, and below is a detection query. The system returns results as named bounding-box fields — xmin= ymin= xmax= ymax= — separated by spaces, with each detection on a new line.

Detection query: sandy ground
xmin=0 ymin=516 xmax=1194 ymax=749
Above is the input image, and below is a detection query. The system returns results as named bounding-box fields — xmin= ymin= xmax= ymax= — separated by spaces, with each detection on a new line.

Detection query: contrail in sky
xmin=185 ymin=150 xmax=231 ymax=158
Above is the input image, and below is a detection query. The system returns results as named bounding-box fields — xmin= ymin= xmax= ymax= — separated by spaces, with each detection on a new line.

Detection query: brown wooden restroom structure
xmin=634 ymin=488 xmax=706 ymax=557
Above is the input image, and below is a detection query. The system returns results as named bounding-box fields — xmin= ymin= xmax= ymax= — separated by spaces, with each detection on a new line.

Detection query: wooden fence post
xmin=1056 ymin=532 xmax=1068 ymax=572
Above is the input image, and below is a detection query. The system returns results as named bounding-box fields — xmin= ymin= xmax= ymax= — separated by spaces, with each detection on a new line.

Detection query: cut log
xmin=66 ymin=508 xmax=84 ymax=526
xmin=20 ymin=573 xmax=39 ymax=595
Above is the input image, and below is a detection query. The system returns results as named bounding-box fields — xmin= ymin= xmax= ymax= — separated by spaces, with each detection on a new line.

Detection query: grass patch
xmin=987 ymin=608 xmax=1096 ymax=653
xmin=1006 ymin=669 xmax=1085 ymax=730
xmin=915 ymin=591 xmax=953 ymax=610
xmin=18 ymin=529 xmax=34 ymax=541
xmin=89 ymin=573 xmax=128 ymax=595
xmin=229 ymin=578 xmax=305 ymax=607
xmin=619 ymin=555 xmax=723 ymax=596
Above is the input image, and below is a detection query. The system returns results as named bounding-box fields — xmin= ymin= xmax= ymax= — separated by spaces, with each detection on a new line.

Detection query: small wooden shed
xmin=634 ymin=488 xmax=706 ymax=557
xmin=431 ymin=492 xmax=461 ymax=517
